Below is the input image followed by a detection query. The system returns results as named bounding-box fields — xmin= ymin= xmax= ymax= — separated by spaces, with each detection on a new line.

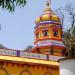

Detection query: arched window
xmin=54 ymin=31 xmax=58 ymax=36
xmin=43 ymin=31 xmax=48 ymax=36
xmin=42 ymin=29 xmax=49 ymax=37
xmin=53 ymin=26 xmax=59 ymax=37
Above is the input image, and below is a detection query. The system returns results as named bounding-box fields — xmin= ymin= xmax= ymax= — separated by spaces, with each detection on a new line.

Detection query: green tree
xmin=23 ymin=45 xmax=33 ymax=53
xmin=63 ymin=28 xmax=75 ymax=57
xmin=55 ymin=3 xmax=75 ymax=57
xmin=65 ymin=3 xmax=75 ymax=29
xmin=0 ymin=0 xmax=26 ymax=12
xmin=0 ymin=44 xmax=8 ymax=49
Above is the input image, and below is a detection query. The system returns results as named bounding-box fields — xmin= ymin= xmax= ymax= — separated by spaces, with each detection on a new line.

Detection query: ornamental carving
xmin=0 ymin=64 xmax=9 ymax=75
xmin=19 ymin=70 xmax=32 ymax=75
xmin=44 ymin=71 xmax=53 ymax=75
xmin=19 ymin=65 xmax=32 ymax=75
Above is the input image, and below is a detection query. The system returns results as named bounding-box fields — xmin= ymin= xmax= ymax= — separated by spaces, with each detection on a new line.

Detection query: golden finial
xmin=46 ymin=1 xmax=49 ymax=7
xmin=46 ymin=0 xmax=51 ymax=8
xmin=44 ymin=0 xmax=52 ymax=14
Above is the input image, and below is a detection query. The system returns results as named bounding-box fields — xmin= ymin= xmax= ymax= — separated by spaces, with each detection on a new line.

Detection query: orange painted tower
xmin=32 ymin=1 xmax=66 ymax=56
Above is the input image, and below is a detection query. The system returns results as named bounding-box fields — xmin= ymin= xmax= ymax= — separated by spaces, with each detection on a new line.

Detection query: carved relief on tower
xmin=44 ymin=67 xmax=53 ymax=75
xmin=35 ymin=30 xmax=40 ymax=40
xmin=20 ymin=70 xmax=31 ymax=75
xmin=44 ymin=72 xmax=53 ymax=75
xmin=19 ymin=65 xmax=32 ymax=75
xmin=52 ymin=25 xmax=61 ymax=38
xmin=0 ymin=63 xmax=9 ymax=75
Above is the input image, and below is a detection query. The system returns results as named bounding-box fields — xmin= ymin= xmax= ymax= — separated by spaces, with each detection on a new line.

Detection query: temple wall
xmin=60 ymin=59 xmax=75 ymax=75
xmin=0 ymin=62 xmax=59 ymax=75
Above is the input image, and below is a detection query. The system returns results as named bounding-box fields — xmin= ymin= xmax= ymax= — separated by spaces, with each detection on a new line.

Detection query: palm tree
xmin=0 ymin=0 xmax=26 ymax=12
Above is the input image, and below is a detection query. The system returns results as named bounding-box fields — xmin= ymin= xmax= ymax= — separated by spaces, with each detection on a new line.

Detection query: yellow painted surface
xmin=53 ymin=47 xmax=62 ymax=56
xmin=51 ymin=15 xmax=59 ymax=21
xmin=0 ymin=55 xmax=59 ymax=66
xmin=39 ymin=47 xmax=51 ymax=53
xmin=35 ymin=14 xmax=59 ymax=24
xmin=39 ymin=46 xmax=62 ymax=56
xmin=49 ymin=28 xmax=51 ymax=38
xmin=42 ymin=14 xmax=50 ymax=20
xmin=0 ymin=62 xmax=59 ymax=75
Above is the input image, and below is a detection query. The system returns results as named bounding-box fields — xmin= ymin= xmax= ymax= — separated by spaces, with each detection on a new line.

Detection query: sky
xmin=0 ymin=0 xmax=75 ymax=50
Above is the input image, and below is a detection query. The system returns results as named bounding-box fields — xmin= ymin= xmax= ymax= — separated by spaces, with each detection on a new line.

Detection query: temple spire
xmin=44 ymin=0 xmax=52 ymax=14
xmin=46 ymin=0 xmax=51 ymax=8
xmin=33 ymin=0 xmax=66 ymax=56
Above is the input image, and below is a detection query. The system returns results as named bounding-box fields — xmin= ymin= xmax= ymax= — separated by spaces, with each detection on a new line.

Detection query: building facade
xmin=60 ymin=58 xmax=75 ymax=75
xmin=0 ymin=49 xmax=59 ymax=75
xmin=0 ymin=1 xmax=66 ymax=75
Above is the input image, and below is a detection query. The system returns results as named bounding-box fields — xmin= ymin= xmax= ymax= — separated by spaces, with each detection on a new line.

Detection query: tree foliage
xmin=0 ymin=44 xmax=8 ymax=49
xmin=55 ymin=3 xmax=75 ymax=57
xmin=55 ymin=8 xmax=65 ymax=29
xmin=0 ymin=0 xmax=26 ymax=12
xmin=23 ymin=45 xmax=33 ymax=52
xmin=65 ymin=3 xmax=75 ymax=31
xmin=63 ymin=27 xmax=75 ymax=57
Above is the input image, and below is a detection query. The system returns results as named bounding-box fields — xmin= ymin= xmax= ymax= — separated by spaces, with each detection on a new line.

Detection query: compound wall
xmin=0 ymin=62 xmax=59 ymax=75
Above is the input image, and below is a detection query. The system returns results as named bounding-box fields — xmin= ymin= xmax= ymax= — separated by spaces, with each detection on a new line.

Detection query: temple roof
xmin=35 ymin=0 xmax=60 ymax=25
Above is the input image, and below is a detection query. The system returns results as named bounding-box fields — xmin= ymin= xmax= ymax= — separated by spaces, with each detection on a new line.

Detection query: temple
xmin=32 ymin=1 xmax=66 ymax=56
xmin=0 ymin=1 xmax=66 ymax=75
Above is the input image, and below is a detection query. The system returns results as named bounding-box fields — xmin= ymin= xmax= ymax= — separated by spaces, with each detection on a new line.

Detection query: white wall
xmin=60 ymin=59 xmax=75 ymax=75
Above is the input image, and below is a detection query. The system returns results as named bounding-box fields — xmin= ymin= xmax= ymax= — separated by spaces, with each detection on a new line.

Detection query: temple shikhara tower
xmin=32 ymin=1 xmax=66 ymax=56
xmin=0 ymin=1 xmax=66 ymax=75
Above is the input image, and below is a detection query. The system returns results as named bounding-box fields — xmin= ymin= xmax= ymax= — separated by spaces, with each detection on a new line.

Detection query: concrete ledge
xmin=0 ymin=55 xmax=59 ymax=66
